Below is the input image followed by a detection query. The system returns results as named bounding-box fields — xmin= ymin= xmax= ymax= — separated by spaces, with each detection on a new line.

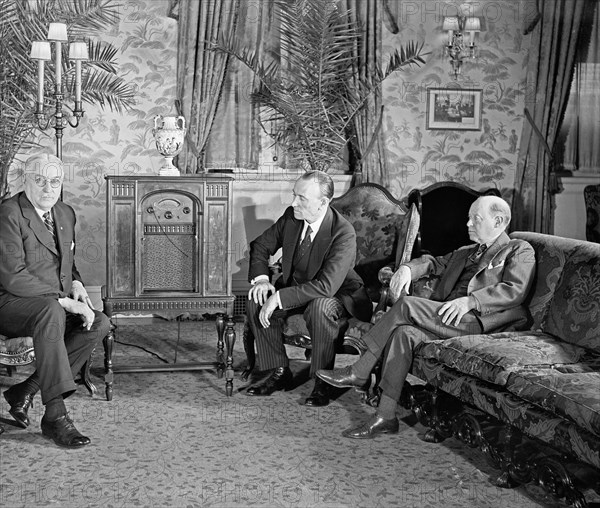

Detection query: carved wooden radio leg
xmin=224 ymin=316 xmax=236 ymax=396
xmin=103 ymin=322 xmax=116 ymax=401
xmin=215 ymin=313 xmax=225 ymax=378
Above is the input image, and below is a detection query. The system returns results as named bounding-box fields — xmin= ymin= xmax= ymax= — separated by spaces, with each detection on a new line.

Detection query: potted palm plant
xmin=0 ymin=0 xmax=136 ymax=198
xmin=212 ymin=0 xmax=428 ymax=173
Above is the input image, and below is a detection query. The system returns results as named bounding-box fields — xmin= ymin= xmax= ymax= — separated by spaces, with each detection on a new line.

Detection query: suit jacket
xmin=405 ymin=232 xmax=535 ymax=331
xmin=0 ymin=192 xmax=82 ymax=305
xmin=248 ymin=206 xmax=372 ymax=322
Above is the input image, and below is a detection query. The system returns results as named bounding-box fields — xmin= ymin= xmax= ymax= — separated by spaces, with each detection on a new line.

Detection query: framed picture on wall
xmin=426 ymin=88 xmax=482 ymax=131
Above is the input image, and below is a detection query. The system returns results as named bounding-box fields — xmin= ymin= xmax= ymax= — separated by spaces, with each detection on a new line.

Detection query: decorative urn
xmin=153 ymin=115 xmax=186 ymax=176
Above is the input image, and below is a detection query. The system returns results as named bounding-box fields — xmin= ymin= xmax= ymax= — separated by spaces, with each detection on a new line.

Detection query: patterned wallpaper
xmin=10 ymin=0 xmax=530 ymax=287
xmin=380 ymin=0 xmax=530 ymax=200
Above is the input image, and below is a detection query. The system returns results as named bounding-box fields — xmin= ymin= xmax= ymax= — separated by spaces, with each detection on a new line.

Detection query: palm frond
xmin=212 ymin=0 xmax=428 ymax=172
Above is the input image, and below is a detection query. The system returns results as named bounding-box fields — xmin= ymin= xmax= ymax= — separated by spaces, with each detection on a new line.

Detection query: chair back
xmin=408 ymin=181 xmax=501 ymax=257
xmin=331 ymin=183 xmax=408 ymax=301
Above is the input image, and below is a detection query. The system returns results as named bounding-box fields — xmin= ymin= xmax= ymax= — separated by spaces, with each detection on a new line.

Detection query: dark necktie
xmin=469 ymin=243 xmax=487 ymax=262
xmin=296 ymin=225 xmax=313 ymax=260
xmin=43 ymin=211 xmax=58 ymax=248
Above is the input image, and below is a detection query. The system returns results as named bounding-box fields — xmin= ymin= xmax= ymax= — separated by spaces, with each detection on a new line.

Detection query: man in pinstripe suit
xmin=245 ymin=170 xmax=372 ymax=406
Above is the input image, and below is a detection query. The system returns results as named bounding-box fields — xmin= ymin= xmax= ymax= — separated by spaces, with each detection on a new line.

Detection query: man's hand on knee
xmin=58 ymin=297 xmax=95 ymax=330
xmin=438 ymin=296 xmax=476 ymax=326
xmin=248 ymin=280 xmax=275 ymax=306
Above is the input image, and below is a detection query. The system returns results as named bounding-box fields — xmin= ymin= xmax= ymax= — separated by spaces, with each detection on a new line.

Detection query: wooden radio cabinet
xmin=103 ymin=175 xmax=236 ymax=399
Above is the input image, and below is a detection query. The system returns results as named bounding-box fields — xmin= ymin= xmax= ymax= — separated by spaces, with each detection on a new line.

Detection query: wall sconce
xmin=30 ymin=22 xmax=89 ymax=160
xmin=443 ymin=14 xmax=481 ymax=80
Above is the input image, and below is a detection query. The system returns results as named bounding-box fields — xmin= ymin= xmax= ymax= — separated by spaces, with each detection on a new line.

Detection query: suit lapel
xmin=475 ymin=232 xmax=510 ymax=273
xmin=19 ymin=194 xmax=59 ymax=256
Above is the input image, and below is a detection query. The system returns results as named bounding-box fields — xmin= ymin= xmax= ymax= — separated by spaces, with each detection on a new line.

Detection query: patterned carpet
xmin=0 ymin=318 xmax=591 ymax=507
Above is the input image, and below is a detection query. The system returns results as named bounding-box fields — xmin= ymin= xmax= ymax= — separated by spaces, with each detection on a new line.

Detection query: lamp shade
xmin=30 ymin=41 xmax=51 ymax=60
xmin=69 ymin=42 xmax=89 ymax=60
xmin=442 ymin=17 xmax=460 ymax=31
xmin=47 ymin=22 xmax=68 ymax=42
xmin=464 ymin=17 xmax=481 ymax=31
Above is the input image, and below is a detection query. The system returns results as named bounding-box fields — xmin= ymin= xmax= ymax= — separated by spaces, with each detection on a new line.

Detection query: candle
xmin=69 ymin=42 xmax=88 ymax=104
xmin=37 ymin=60 xmax=45 ymax=104
xmin=75 ymin=60 xmax=82 ymax=102
xmin=55 ymin=41 xmax=62 ymax=90
xmin=30 ymin=41 xmax=51 ymax=106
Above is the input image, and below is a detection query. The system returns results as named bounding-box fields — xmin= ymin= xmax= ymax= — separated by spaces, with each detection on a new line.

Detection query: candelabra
xmin=442 ymin=14 xmax=481 ymax=80
xmin=30 ymin=23 xmax=89 ymax=160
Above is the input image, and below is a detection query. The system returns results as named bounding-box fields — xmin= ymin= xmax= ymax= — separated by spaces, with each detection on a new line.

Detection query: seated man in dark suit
xmin=246 ymin=170 xmax=372 ymax=406
xmin=0 ymin=154 xmax=110 ymax=447
xmin=317 ymin=196 xmax=536 ymax=438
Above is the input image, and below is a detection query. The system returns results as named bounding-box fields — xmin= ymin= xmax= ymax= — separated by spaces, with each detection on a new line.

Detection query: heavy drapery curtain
xmin=512 ymin=0 xmax=586 ymax=232
xmin=556 ymin=0 xmax=600 ymax=174
xmin=344 ymin=0 xmax=388 ymax=186
xmin=174 ymin=0 xmax=239 ymax=173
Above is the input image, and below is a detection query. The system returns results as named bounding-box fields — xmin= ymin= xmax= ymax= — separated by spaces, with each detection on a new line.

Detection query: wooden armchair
xmin=241 ymin=183 xmax=420 ymax=380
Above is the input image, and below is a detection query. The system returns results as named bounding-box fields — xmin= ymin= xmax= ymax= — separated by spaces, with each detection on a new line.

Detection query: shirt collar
xmin=304 ymin=211 xmax=327 ymax=239
xmin=34 ymin=206 xmax=52 ymax=220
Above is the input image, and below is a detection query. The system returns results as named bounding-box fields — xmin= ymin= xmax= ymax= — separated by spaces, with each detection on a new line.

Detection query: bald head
xmin=467 ymin=195 xmax=511 ymax=244
xmin=22 ymin=153 xmax=64 ymax=211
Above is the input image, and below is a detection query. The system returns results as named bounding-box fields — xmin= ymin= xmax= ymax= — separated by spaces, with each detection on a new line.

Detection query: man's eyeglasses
xmin=26 ymin=174 xmax=63 ymax=188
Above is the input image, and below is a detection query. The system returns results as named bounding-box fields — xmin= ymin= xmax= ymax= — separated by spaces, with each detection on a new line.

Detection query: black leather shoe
xmin=41 ymin=414 xmax=91 ymax=448
xmin=3 ymin=386 xmax=36 ymax=428
xmin=342 ymin=414 xmax=399 ymax=439
xmin=304 ymin=378 xmax=330 ymax=407
xmin=316 ymin=365 xmax=368 ymax=389
xmin=246 ymin=367 xmax=293 ymax=396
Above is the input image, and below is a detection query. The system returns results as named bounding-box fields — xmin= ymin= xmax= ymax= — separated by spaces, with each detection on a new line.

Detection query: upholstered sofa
xmin=383 ymin=232 xmax=600 ymax=507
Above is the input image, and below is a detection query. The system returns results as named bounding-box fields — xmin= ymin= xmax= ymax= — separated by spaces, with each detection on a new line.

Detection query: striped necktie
xmin=43 ymin=211 xmax=57 ymax=242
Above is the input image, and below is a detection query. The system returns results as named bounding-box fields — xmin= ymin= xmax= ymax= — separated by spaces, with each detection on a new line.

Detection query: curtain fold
xmin=344 ymin=0 xmax=386 ymax=186
xmin=512 ymin=0 xmax=586 ymax=233
xmin=175 ymin=0 xmax=239 ymax=173
xmin=557 ymin=0 xmax=599 ymax=173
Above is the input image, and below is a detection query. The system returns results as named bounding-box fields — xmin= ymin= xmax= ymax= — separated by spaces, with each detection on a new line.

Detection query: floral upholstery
xmin=542 ymin=246 xmax=600 ymax=353
xmin=417 ymin=332 xmax=595 ymax=386
xmin=0 ymin=335 xmax=35 ymax=368
xmin=511 ymin=232 xmax=579 ymax=330
xmin=411 ymin=356 xmax=600 ymax=470
xmin=507 ymin=366 xmax=600 ymax=437
xmin=332 ymin=184 xmax=411 ymax=301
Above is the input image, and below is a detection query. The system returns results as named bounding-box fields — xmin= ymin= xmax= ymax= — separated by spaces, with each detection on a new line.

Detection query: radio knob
xmin=183 ymin=206 xmax=191 ymax=214
xmin=147 ymin=206 xmax=154 ymax=214
xmin=164 ymin=211 xmax=173 ymax=219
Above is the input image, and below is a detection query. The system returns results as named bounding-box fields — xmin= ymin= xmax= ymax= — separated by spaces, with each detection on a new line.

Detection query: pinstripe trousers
xmin=246 ymin=296 xmax=348 ymax=377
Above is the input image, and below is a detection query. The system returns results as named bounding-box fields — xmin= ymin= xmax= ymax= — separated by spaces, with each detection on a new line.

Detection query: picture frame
xmin=426 ymin=88 xmax=482 ymax=131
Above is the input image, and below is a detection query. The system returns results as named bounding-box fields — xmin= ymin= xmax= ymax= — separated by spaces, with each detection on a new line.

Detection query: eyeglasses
xmin=26 ymin=174 xmax=63 ymax=188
